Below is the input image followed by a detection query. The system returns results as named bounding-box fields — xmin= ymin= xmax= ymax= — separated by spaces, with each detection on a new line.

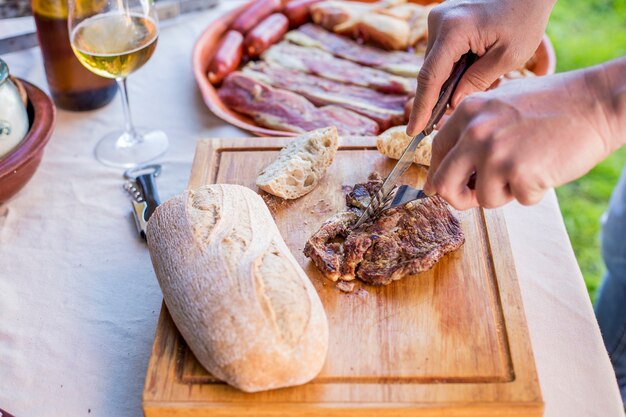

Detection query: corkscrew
xmin=123 ymin=164 xmax=162 ymax=240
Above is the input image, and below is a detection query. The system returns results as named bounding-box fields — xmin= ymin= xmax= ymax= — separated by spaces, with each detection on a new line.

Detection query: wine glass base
xmin=94 ymin=128 xmax=168 ymax=168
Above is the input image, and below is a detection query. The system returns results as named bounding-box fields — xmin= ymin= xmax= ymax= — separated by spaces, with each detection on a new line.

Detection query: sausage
xmin=283 ymin=0 xmax=323 ymax=27
xmin=208 ymin=30 xmax=244 ymax=85
xmin=244 ymin=13 xmax=289 ymax=58
xmin=231 ymin=0 xmax=283 ymax=34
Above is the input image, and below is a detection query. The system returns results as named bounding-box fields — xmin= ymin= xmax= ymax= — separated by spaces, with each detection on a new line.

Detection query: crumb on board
xmin=310 ymin=199 xmax=333 ymax=215
xmin=259 ymin=190 xmax=295 ymax=215
xmin=336 ymin=280 xmax=356 ymax=293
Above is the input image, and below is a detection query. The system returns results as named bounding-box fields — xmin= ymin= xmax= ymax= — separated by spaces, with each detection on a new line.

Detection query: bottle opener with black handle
xmin=123 ymin=164 xmax=162 ymax=240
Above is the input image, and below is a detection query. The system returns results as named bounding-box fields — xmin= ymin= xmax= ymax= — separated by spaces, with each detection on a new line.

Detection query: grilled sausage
xmin=231 ymin=0 xmax=283 ymax=33
xmin=283 ymin=0 xmax=323 ymax=27
xmin=208 ymin=30 xmax=244 ymax=85
xmin=244 ymin=13 xmax=289 ymax=58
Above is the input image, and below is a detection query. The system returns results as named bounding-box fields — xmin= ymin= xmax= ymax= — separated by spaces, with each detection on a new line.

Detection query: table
xmin=0 ymin=3 xmax=623 ymax=416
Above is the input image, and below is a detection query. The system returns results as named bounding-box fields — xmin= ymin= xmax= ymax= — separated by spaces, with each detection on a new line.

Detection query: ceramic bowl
xmin=193 ymin=1 xmax=557 ymax=137
xmin=0 ymin=79 xmax=56 ymax=204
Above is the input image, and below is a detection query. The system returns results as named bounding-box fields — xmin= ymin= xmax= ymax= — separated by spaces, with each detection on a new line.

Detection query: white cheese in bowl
xmin=0 ymin=59 xmax=29 ymax=159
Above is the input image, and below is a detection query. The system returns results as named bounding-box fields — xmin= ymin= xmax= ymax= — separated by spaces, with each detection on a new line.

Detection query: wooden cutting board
xmin=142 ymin=136 xmax=543 ymax=416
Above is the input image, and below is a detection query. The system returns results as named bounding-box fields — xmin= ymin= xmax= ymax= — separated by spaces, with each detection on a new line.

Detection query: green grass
xmin=547 ymin=0 xmax=626 ymax=302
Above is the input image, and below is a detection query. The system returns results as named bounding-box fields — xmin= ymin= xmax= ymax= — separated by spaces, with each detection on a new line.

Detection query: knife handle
xmin=424 ymin=52 xmax=478 ymax=135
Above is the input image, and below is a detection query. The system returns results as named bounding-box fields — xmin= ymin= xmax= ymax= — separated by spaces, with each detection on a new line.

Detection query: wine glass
xmin=68 ymin=0 xmax=168 ymax=167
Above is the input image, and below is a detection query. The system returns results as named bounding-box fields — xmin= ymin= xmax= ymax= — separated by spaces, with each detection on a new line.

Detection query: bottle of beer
xmin=32 ymin=0 xmax=117 ymax=111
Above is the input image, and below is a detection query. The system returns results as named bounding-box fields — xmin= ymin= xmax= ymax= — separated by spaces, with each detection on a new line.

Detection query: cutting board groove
xmin=143 ymin=136 xmax=542 ymax=417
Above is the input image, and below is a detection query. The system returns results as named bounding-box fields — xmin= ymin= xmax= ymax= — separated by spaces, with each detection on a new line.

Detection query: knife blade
xmin=0 ymin=0 xmax=219 ymax=54
xmin=353 ymin=131 xmax=428 ymax=228
xmin=353 ymin=52 xmax=478 ymax=228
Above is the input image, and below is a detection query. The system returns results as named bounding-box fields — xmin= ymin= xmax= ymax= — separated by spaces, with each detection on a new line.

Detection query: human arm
xmin=406 ymin=0 xmax=557 ymax=136
xmin=422 ymin=56 xmax=626 ymax=210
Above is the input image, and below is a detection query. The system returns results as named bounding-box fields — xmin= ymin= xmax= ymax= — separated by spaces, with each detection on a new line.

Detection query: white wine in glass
xmin=68 ymin=0 xmax=168 ymax=167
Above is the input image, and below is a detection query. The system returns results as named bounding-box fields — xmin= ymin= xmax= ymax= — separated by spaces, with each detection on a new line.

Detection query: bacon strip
xmin=284 ymin=23 xmax=423 ymax=77
xmin=218 ymin=72 xmax=380 ymax=136
xmin=243 ymin=62 xmax=407 ymax=130
xmin=261 ymin=42 xmax=416 ymax=95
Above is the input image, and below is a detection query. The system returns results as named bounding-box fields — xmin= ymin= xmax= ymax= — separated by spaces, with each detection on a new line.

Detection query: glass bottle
xmin=32 ymin=0 xmax=117 ymax=111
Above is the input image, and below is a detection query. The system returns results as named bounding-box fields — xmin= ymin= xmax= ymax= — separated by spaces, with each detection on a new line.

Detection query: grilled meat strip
xmin=285 ymin=23 xmax=423 ymax=78
xmin=218 ymin=72 xmax=380 ymax=135
xmin=261 ymin=42 xmax=416 ymax=95
xmin=304 ymin=174 xmax=465 ymax=285
xmin=243 ymin=62 xmax=408 ymax=130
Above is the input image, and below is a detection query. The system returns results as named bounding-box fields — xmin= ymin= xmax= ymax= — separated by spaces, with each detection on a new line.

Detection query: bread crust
xmin=146 ymin=184 xmax=329 ymax=392
xmin=256 ymin=126 xmax=339 ymax=199
xmin=376 ymin=125 xmax=433 ymax=166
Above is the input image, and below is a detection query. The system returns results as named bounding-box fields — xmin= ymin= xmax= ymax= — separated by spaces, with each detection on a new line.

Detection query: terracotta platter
xmin=192 ymin=0 xmax=557 ymax=137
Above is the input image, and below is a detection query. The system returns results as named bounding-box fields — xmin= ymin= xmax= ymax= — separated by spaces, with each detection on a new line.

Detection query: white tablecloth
xmin=0 ymin=3 xmax=623 ymax=416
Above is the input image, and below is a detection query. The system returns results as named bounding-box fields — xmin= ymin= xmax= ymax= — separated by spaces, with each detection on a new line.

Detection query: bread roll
xmin=378 ymin=3 xmax=436 ymax=46
xmin=311 ymin=0 xmax=407 ymax=35
xmin=256 ymin=126 xmax=339 ymax=199
xmin=146 ymin=184 xmax=329 ymax=392
xmin=358 ymin=12 xmax=410 ymax=50
xmin=407 ymin=4 xmax=436 ymax=46
xmin=376 ymin=125 xmax=434 ymax=166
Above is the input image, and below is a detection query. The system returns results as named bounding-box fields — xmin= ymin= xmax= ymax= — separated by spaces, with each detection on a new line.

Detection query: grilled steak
xmin=218 ymin=72 xmax=380 ymax=135
xmin=285 ymin=24 xmax=423 ymax=78
xmin=243 ymin=62 xmax=408 ymax=130
xmin=261 ymin=42 xmax=416 ymax=95
xmin=304 ymin=174 xmax=465 ymax=285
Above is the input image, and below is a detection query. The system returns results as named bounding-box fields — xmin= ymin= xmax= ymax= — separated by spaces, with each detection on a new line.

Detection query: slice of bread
xmin=376 ymin=125 xmax=434 ymax=166
xmin=257 ymin=126 xmax=339 ymax=200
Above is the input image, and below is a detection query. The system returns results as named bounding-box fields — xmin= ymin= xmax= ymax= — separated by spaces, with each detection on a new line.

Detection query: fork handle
xmin=423 ymin=52 xmax=478 ymax=135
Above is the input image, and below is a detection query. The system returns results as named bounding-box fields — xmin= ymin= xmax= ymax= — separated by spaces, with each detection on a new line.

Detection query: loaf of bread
xmin=256 ymin=126 xmax=339 ymax=199
xmin=376 ymin=125 xmax=434 ymax=166
xmin=146 ymin=184 xmax=329 ymax=392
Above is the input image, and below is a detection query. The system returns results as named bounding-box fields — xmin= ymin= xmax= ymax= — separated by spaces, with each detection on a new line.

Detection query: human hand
xmin=422 ymin=62 xmax=626 ymax=210
xmin=406 ymin=0 xmax=556 ymax=136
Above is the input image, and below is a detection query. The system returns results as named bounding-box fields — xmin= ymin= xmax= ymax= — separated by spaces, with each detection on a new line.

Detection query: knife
xmin=353 ymin=52 xmax=478 ymax=228
xmin=0 ymin=0 xmax=219 ymax=54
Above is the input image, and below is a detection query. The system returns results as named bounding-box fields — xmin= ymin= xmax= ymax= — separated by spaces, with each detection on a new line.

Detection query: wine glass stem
xmin=116 ymin=77 xmax=139 ymax=147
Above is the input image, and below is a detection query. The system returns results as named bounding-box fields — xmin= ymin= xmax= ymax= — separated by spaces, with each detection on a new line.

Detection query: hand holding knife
xmin=354 ymin=52 xmax=478 ymax=228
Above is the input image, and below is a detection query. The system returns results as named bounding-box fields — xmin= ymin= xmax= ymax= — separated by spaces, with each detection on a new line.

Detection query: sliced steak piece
xmin=261 ymin=42 xmax=416 ymax=95
xmin=243 ymin=62 xmax=408 ymax=130
xmin=218 ymin=72 xmax=379 ymax=136
xmin=285 ymin=23 xmax=423 ymax=77
xmin=304 ymin=174 xmax=465 ymax=285
xmin=303 ymin=211 xmax=357 ymax=281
